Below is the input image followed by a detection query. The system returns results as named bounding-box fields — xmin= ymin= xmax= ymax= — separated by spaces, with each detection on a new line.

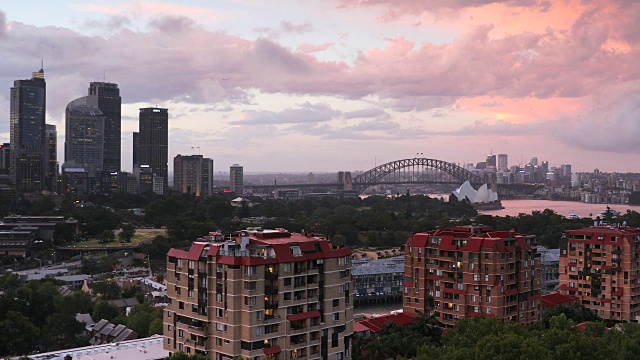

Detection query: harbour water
xmin=482 ymin=200 xmax=640 ymax=218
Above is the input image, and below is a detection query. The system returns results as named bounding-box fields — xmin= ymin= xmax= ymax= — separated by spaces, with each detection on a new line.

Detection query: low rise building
xmin=352 ymin=256 xmax=403 ymax=300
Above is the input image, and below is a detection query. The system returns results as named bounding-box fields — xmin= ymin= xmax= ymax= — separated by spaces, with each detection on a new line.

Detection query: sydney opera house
xmin=451 ymin=181 xmax=501 ymax=209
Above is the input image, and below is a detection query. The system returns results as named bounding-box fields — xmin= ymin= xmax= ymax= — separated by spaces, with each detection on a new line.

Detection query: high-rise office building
xmin=561 ymin=164 xmax=572 ymax=179
xmin=230 ymin=163 xmax=243 ymax=194
xmin=485 ymin=154 xmax=496 ymax=169
xmin=65 ymin=104 xmax=105 ymax=176
xmin=132 ymin=131 xmax=140 ymax=168
xmin=89 ymin=82 xmax=121 ymax=172
xmin=10 ymin=68 xmax=47 ymax=192
xmin=139 ymin=108 xmax=168 ymax=192
xmin=68 ymin=82 xmax=121 ymax=173
xmin=404 ymin=225 xmax=542 ymax=327
xmin=497 ymin=154 xmax=508 ymax=171
xmin=174 ymin=154 xmax=214 ymax=196
xmin=45 ymin=124 xmax=58 ymax=192
xmin=559 ymin=225 xmax=640 ymax=321
xmin=0 ymin=143 xmax=10 ymax=175
xmin=530 ymin=157 xmax=538 ymax=166
xmin=163 ymin=229 xmax=354 ymax=359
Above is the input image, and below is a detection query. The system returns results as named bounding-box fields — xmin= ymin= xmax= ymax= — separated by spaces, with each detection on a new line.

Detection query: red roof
xmin=539 ymin=293 xmax=578 ymax=308
xmin=263 ymin=345 xmax=281 ymax=355
xmin=286 ymin=310 xmax=321 ymax=322
xmin=354 ymin=313 xmax=418 ymax=333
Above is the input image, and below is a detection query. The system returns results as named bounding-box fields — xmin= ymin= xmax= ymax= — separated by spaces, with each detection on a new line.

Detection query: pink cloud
xmin=297 ymin=43 xmax=334 ymax=54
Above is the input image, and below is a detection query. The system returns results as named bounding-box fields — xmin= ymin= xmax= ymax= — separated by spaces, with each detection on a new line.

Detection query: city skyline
xmin=1 ymin=1 xmax=639 ymax=173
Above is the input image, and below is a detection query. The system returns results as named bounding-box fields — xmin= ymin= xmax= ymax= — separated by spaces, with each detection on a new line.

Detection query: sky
xmin=1 ymin=0 xmax=639 ymax=174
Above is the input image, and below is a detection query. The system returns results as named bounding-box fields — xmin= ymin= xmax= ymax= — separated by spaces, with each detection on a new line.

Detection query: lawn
xmin=64 ymin=228 xmax=168 ymax=249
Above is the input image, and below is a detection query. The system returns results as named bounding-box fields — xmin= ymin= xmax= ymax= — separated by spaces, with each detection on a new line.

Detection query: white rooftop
xmin=27 ymin=335 xmax=167 ymax=360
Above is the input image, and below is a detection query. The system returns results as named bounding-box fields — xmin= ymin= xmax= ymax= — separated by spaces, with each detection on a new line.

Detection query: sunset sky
xmin=1 ymin=0 xmax=639 ymax=173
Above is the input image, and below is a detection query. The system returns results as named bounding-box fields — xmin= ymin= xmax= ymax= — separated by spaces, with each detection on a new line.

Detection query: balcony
xmin=265 ymin=272 xmax=279 ymax=280
xmin=265 ymin=301 xmax=279 ymax=309
xmin=265 ymin=286 xmax=279 ymax=295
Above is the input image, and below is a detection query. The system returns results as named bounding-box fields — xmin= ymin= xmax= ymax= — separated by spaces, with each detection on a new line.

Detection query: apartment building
xmin=404 ymin=225 xmax=542 ymax=327
xmin=558 ymin=225 xmax=640 ymax=321
xmin=163 ymin=230 xmax=353 ymax=360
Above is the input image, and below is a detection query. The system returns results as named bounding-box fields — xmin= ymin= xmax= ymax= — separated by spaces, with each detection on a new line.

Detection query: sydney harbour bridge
xmin=245 ymin=157 xmax=541 ymax=198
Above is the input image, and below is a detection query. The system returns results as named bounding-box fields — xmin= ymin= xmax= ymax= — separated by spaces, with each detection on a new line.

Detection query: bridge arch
xmin=351 ymin=158 xmax=485 ymax=193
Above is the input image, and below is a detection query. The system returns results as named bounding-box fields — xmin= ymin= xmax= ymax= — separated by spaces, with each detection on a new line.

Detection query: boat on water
xmin=567 ymin=211 xmax=581 ymax=220
xmin=598 ymin=206 xmax=622 ymax=218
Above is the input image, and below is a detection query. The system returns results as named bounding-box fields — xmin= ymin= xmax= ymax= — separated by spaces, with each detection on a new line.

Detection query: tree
xmin=97 ymin=230 xmax=115 ymax=244
xmin=149 ymin=317 xmax=163 ymax=336
xmin=118 ymin=223 xmax=136 ymax=243
xmin=90 ymin=281 xmax=121 ymax=300
xmin=127 ymin=303 xmax=162 ymax=337
xmin=93 ymin=301 xmax=120 ymax=321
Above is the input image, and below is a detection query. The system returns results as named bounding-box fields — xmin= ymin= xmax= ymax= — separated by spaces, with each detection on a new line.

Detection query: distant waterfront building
xmin=404 ymin=225 xmax=542 ymax=327
xmin=163 ymin=229 xmax=353 ymax=359
xmin=133 ymin=164 xmax=155 ymax=194
xmin=497 ymin=154 xmax=508 ymax=171
xmin=10 ymin=68 xmax=47 ymax=192
xmin=352 ymin=256 xmax=404 ymax=298
xmin=61 ymin=163 xmax=89 ymax=196
xmin=538 ymin=247 xmax=560 ymax=294
xmin=173 ymin=154 xmax=214 ymax=196
xmin=558 ymin=225 xmax=640 ymax=322
xmin=485 ymin=154 xmax=497 ymax=169
xmin=230 ymin=163 xmax=243 ymax=194
xmin=139 ymin=108 xmax=168 ymax=192
xmin=65 ymin=104 xmax=105 ymax=176
xmin=561 ymin=164 xmax=572 ymax=179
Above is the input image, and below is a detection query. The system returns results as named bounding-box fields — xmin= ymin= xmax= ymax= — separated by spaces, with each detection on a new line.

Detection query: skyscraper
xmin=0 ymin=143 xmax=10 ymax=175
xmin=173 ymin=154 xmax=214 ymax=196
xmin=65 ymin=103 xmax=105 ymax=175
xmin=45 ymin=124 xmax=58 ymax=192
xmin=230 ymin=163 xmax=243 ymax=194
xmin=10 ymin=68 xmax=46 ymax=192
xmin=68 ymin=82 xmax=121 ymax=172
xmin=139 ymin=108 xmax=168 ymax=192
xmin=497 ymin=154 xmax=508 ymax=171
xmin=485 ymin=154 xmax=497 ymax=170
xmin=561 ymin=164 xmax=572 ymax=179
xmin=132 ymin=131 xmax=139 ymax=168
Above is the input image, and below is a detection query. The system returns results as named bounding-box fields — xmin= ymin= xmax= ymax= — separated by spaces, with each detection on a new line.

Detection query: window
xmin=486 ymin=307 xmax=491 ymax=314
xmin=167 ymin=311 xmax=172 ymax=318
xmin=333 ymin=313 xmax=340 ymax=321
xmin=244 ymin=281 xmax=257 ymax=291
xmin=216 ymin=322 xmax=224 ymax=332
xmin=473 ymin=274 xmax=480 ymax=281
xmin=216 ymin=308 xmax=223 ymax=317
xmin=257 ymin=311 xmax=264 ymax=320
xmin=168 ymin=325 xmax=172 ymax=331
xmin=245 ymin=296 xmax=256 ymax=306
xmin=256 ymin=326 xmax=263 ymax=335
xmin=216 ymin=293 xmax=223 ymax=302
xmin=284 ymin=292 xmax=292 ymax=301
xmin=284 ymin=277 xmax=292 ymax=286
xmin=244 ymin=266 xmax=256 ymax=276
xmin=333 ymin=299 xmax=340 ymax=307
xmin=179 ymin=301 xmax=184 ymax=310
xmin=179 ymin=329 xmax=185 ymax=338
xmin=283 ymin=263 xmax=291 ymax=272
